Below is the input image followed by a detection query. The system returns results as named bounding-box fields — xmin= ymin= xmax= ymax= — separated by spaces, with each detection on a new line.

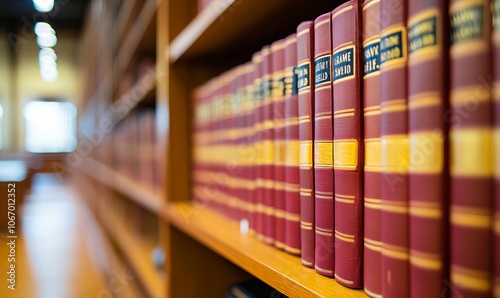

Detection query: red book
xmin=494 ymin=1 xmax=500 ymax=296
xmin=408 ymin=0 xmax=448 ymax=297
xmin=449 ymin=0 xmax=493 ymax=297
xmin=283 ymin=33 xmax=301 ymax=255
xmin=362 ymin=0 xmax=382 ymax=296
xmin=297 ymin=21 xmax=315 ymax=268
xmin=379 ymin=0 xmax=409 ymax=296
xmin=252 ymin=51 xmax=265 ymax=239
xmin=332 ymin=0 xmax=363 ymax=288
xmin=314 ymin=12 xmax=334 ymax=277
xmin=261 ymin=45 xmax=275 ymax=244
xmin=272 ymin=39 xmax=286 ymax=250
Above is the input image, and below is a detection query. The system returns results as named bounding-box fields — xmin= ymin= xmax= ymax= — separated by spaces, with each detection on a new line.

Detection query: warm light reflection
xmin=24 ymin=101 xmax=77 ymax=153
xmin=33 ymin=0 xmax=54 ymax=13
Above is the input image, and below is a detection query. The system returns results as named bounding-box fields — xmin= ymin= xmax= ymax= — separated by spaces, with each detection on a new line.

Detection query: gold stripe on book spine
xmin=314 ymin=141 xmax=333 ymax=167
xmin=409 ymin=131 xmax=444 ymax=174
xmin=334 ymin=139 xmax=358 ymax=170
xmin=382 ymin=134 xmax=409 ymax=174
xmin=365 ymin=138 xmax=382 ymax=172
xmin=450 ymin=128 xmax=493 ymax=177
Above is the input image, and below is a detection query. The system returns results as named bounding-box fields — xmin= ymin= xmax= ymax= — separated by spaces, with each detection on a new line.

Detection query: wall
xmin=0 ymin=28 xmax=80 ymax=151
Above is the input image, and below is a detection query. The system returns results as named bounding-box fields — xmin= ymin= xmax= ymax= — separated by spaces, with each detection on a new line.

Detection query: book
xmin=227 ymin=279 xmax=285 ymax=298
xmin=261 ymin=45 xmax=275 ymax=244
xmin=252 ymin=51 xmax=265 ymax=239
xmin=331 ymin=0 xmax=363 ymax=288
xmin=283 ymin=33 xmax=301 ymax=255
xmin=494 ymin=1 xmax=500 ymax=296
xmin=313 ymin=12 xmax=335 ymax=277
xmin=271 ymin=39 xmax=287 ymax=250
xmin=379 ymin=0 xmax=409 ymax=296
xmin=297 ymin=20 xmax=316 ymax=268
xmin=243 ymin=62 xmax=256 ymax=234
xmin=449 ymin=0 xmax=494 ymax=297
xmin=362 ymin=0 xmax=382 ymax=296
xmin=408 ymin=0 xmax=448 ymax=297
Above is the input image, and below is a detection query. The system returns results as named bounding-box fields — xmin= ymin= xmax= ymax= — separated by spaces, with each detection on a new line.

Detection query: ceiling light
xmin=33 ymin=0 xmax=54 ymax=13
xmin=39 ymin=48 xmax=57 ymax=63
xmin=37 ymin=33 xmax=57 ymax=48
xmin=34 ymin=22 xmax=55 ymax=37
xmin=40 ymin=66 xmax=58 ymax=82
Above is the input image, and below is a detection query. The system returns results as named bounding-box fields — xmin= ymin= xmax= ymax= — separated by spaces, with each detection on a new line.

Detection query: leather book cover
xmin=379 ymin=0 xmax=409 ymax=296
xmin=408 ymin=0 xmax=448 ymax=297
xmin=362 ymin=0 xmax=382 ymax=296
xmin=332 ymin=0 xmax=363 ymax=288
xmin=243 ymin=62 xmax=256 ymax=235
xmin=449 ymin=0 xmax=493 ymax=297
xmin=262 ymin=45 xmax=275 ymax=244
xmin=314 ymin=12 xmax=335 ymax=277
xmin=272 ymin=39 xmax=286 ymax=250
xmin=283 ymin=33 xmax=301 ymax=255
xmin=297 ymin=20 xmax=316 ymax=268
xmin=493 ymin=1 xmax=500 ymax=296
xmin=252 ymin=51 xmax=265 ymax=239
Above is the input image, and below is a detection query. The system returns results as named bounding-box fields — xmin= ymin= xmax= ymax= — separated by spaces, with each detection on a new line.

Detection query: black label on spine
xmin=450 ymin=4 xmax=483 ymax=44
xmin=363 ymin=40 xmax=380 ymax=76
xmin=409 ymin=15 xmax=438 ymax=53
xmin=333 ymin=47 xmax=355 ymax=81
xmin=297 ymin=63 xmax=310 ymax=90
xmin=380 ymin=29 xmax=405 ymax=64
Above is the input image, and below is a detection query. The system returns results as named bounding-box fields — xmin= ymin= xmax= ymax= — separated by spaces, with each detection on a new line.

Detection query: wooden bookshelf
xmin=79 ymin=158 xmax=162 ymax=214
xmin=163 ymin=202 xmax=366 ymax=298
xmin=104 ymin=205 xmax=164 ymax=298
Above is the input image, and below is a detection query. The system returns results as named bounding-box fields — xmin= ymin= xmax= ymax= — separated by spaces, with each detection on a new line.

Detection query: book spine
xmin=408 ymin=1 xmax=449 ymax=297
xmin=252 ymin=51 xmax=264 ymax=239
xmin=272 ymin=40 xmax=286 ymax=249
xmin=449 ymin=0 xmax=493 ymax=297
xmin=297 ymin=21 xmax=315 ymax=268
xmin=233 ymin=66 xmax=247 ymax=222
xmin=314 ymin=12 xmax=335 ymax=277
xmin=362 ymin=0 xmax=382 ymax=296
xmin=494 ymin=1 xmax=500 ymax=296
xmin=221 ymin=71 xmax=234 ymax=220
xmin=261 ymin=45 xmax=275 ymax=244
xmin=284 ymin=33 xmax=301 ymax=255
xmin=379 ymin=0 xmax=409 ymax=296
xmin=243 ymin=62 xmax=256 ymax=234
xmin=332 ymin=0 xmax=363 ymax=288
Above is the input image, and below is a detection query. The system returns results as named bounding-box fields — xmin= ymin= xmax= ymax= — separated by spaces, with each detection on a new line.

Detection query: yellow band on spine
xmin=334 ymin=139 xmax=358 ymax=170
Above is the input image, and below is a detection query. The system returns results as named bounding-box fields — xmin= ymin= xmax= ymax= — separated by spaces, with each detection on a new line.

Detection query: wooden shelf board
xmin=79 ymin=158 xmax=162 ymax=214
xmin=163 ymin=202 xmax=367 ymax=298
xmin=104 ymin=208 xmax=164 ymax=298
xmin=117 ymin=0 xmax=158 ymax=77
xmin=168 ymin=0 xmax=339 ymax=63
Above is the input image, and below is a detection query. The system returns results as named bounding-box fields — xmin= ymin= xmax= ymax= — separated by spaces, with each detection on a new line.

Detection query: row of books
xmin=192 ymin=0 xmax=499 ymax=297
xmin=113 ymin=108 xmax=160 ymax=190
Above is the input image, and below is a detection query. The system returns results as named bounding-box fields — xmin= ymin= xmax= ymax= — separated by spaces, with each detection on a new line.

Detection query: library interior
xmin=0 ymin=0 xmax=498 ymax=297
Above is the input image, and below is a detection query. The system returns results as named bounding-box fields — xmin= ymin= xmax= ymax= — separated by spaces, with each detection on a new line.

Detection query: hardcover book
xmin=313 ymin=12 xmax=335 ymax=277
xmin=332 ymin=0 xmax=363 ymax=288
xmin=297 ymin=20 xmax=316 ymax=268
xmin=449 ymin=0 xmax=493 ymax=297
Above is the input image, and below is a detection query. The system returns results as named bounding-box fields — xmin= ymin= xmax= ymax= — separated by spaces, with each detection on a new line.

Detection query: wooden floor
xmin=0 ymin=174 xmax=111 ymax=298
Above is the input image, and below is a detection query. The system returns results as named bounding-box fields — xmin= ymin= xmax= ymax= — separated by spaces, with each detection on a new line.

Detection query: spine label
xmin=297 ymin=62 xmax=311 ymax=90
xmin=380 ymin=28 xmax=406 ymax=65
xmin=314 ymin=55 xmax=332 ymax=86
xmin=333 ymin=46 xmax=355 ymax=81
xmin=409 ymin=14 xmax=438 ymax=53
xmin=450 ymin=4 xmax=483 ymax=44
xmin=363 ymin=39 xmax=380 ymax=76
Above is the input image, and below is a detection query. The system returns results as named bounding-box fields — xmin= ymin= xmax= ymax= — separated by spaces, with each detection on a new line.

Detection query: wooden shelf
xmin=163 ymin=202 xmax=367 ymax=298
xmin=116 ymin=0 xmax=157 ymax=76
xmin=79 ymin=158 xmax=162 ymax=214
xmin=168 ymin=0 xmax=338 ymax=63
xmin=104 ymin=206 xmax=164 ymax=298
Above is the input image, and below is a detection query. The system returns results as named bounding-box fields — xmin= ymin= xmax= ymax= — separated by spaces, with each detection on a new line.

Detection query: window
xmin=24 ymin=101 xmax=77 ymax=153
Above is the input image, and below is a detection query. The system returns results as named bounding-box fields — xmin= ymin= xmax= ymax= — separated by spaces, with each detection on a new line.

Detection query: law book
xmin=313 ymin=12 xmax=335 ymax=277
xmin=449 ymin=0 xmax=494 ymax=297
xmin=362 ymin=0 xmax=382 ymax=296
xmin=494 ymin=1 xmax=500 ymax=296
xmin=261 ymin=45 xmax=275 ymax=244
xmin=331 ymin=0 xmax=363 ymax=288
xmin=271 ymin=39 xmax=286 ymax=249
xmin=297 ymin=20 xmax=316 ymax=268
xmin=220 ymin=70 xmax=234 ymax=219
xmin=283 ymin=33 xmax=301 ymax=255
xmin=408 ymin=1 xmax=449 ymax=297
xmin=379 ymin=0 xmax=409 ymax=296
xmin=243 ymin=62 xmax=256 ymax=234
xmin=252 ymin=51 xmax=265 ymax=239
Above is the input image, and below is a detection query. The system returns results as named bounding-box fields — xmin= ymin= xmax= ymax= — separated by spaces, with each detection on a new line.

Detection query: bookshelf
xmin=76 ymin=0 xmax=369 ymax=297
